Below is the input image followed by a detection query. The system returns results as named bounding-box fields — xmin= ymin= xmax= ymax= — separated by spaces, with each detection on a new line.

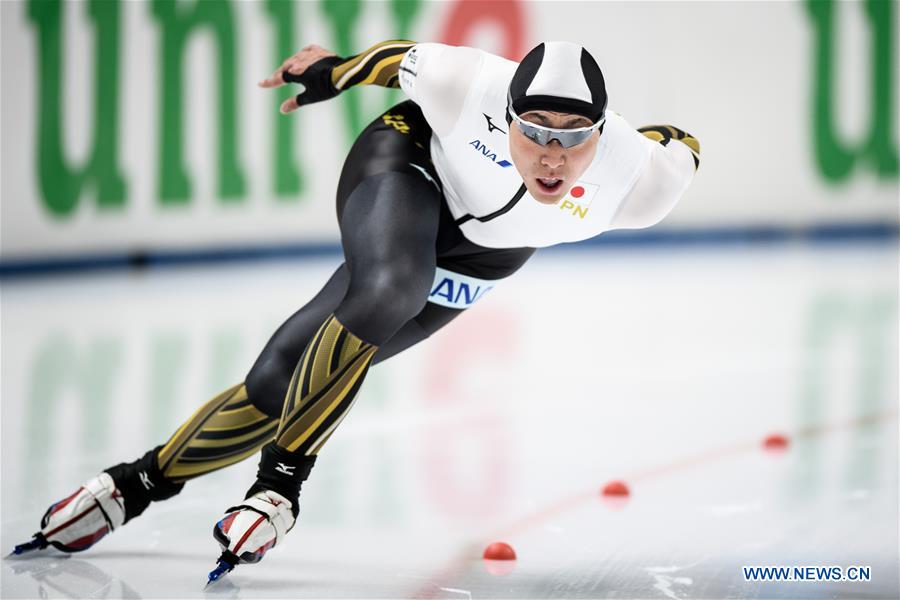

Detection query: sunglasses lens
xmin=521 ymin=123 xmax=549 ymax=145
xmin=557 ymin=130 xmax=594 ymax=148
xmin=517 ymin=120 xmax=595 ymax=148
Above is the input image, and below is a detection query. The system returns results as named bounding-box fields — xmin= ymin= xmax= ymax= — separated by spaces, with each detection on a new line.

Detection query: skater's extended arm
xmin=609 ymin=125 xmax=701 ymax=230
xmin=638 ymin=125 xmax=701 ymax=171
xmin=260 ymin=41 xmax=479 ymax=136
xmin=259 ymin=40 xmax=415 ymax=113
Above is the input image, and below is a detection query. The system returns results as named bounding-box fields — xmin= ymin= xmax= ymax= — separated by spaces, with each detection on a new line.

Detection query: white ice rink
xmin=1 ymin=243 xmax=898 ymax=599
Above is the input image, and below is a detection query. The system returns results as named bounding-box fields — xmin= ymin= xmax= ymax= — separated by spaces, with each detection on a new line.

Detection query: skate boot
xmin=207 ymin=444 xmax=316 ymax=585
xmin=9 ymin=472 xmax=125 ymax=555
xmin=208 ymin=489 xmax=295 ymax=582
xmin=10 ymin=447 xmax=183 ymax=556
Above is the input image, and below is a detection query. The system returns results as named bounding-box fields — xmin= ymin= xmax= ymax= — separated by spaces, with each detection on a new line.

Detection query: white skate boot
xmin=207 ymin=489 xmax=295 ymax=584
xmin=206 ymin=443 xmax=316 ymax=585
xmin=10 ymin=447 xmax=183 ymax=557
xmin=10 ymin=473 xmax=125 ymax=555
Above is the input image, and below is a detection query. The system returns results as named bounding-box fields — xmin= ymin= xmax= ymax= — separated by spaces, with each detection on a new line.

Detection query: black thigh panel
xmin=337 ymin=100 xmax=536 ymax=280
xmin=336 ymin=100 xmax=440 ymax=222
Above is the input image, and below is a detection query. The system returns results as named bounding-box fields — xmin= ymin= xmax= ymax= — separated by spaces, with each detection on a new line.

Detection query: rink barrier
xmin=1 ymin=223 xmax=896 ymax=279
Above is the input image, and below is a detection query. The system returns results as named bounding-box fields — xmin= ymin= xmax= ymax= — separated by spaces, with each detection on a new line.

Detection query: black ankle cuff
xmin=105 ymin=446 xmax=184 ymax=523
xmin=245 ymin=443 xmax=317 ymax=517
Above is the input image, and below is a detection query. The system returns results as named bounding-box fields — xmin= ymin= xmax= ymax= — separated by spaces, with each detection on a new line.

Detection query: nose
xmin=540 ymin=141 xmax=565 ymax=169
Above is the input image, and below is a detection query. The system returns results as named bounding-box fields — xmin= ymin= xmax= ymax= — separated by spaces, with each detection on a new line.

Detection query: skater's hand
xmin=259 ymin=44 xmax=337 ymax=89
xmin=259 ymin=44 xmax=341 ymax=114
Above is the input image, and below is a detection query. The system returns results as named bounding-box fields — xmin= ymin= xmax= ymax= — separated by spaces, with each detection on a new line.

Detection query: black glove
xmin=282 ymin=55 xmax=345 ymax=107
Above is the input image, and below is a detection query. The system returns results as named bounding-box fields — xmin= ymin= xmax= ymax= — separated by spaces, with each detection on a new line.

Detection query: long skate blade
xmin=206 ymin=559 xmax=235 ymax=587
xmin=7 ymin=536 xmax=47 ymax=558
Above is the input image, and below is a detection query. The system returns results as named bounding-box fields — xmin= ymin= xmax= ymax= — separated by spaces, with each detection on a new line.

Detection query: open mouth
xmin=535 ymin=177 xmax=563 ymax=194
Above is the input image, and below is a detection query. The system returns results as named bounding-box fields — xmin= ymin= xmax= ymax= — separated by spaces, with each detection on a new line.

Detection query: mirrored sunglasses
xmin=508 ymin=107 xmax=604 ymax=149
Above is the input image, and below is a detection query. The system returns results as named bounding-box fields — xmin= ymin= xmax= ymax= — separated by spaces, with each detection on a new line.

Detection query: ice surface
xmin=2 ymin=244 xmax=897 ymax=598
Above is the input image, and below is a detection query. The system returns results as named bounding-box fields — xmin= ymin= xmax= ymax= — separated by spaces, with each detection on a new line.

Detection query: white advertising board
xmin=1 ymin=0 xmax=897 ymax=261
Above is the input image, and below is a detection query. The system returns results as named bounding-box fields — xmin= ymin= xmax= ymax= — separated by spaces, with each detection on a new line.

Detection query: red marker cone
xmin=600 ymin=480 xmax=630 ymax=509
xmin=763 ymin=433 xmax=790 ymax=451
xmin=483 ymin=541 xmax=516 ymax=560
xmin=602 ymin=480 xmax=630 ymax=497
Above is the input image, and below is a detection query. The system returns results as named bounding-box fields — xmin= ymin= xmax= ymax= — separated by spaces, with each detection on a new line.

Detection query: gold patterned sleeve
xmin=637 ymin=125 xmax=701 ymax=171
xmin=330 ymin=40 xmax=417 ymax=91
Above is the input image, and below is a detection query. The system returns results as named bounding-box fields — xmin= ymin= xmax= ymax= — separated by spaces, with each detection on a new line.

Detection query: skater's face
xmin=509 ymin=110 xmax=600 ymax=205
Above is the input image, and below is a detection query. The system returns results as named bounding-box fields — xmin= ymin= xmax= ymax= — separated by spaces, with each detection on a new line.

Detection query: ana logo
xmin=559 ymin=182 xmax=599 ymax=219
xmin=427 ymin=267 xmax=499 ymax=309
xmin=468 ymin=139 xmax=512 ymax=167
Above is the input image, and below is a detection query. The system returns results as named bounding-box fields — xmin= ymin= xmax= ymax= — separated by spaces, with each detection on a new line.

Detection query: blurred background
xmin=1 ymin=1 xmax=898 ymax=598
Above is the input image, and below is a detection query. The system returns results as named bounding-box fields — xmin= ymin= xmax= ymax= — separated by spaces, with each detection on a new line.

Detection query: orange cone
xmin=763 ymin=433 xmax=790 ymax=451
xmin=600 ymin=480 xmax=630 ymax=509
xmin=483 ymin=541 xmax=516 ymax=560
xmin=601 ymin=480 xmax=630 ymax=497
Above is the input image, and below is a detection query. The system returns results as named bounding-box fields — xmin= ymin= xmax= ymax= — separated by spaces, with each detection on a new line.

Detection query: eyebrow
xmin=528 ymin=113 xmax=552 ymax=125
xmin=564 ymin=117 xmax=592 ymax=127
xmin=528 ymin=113 xmax=591 ymax=128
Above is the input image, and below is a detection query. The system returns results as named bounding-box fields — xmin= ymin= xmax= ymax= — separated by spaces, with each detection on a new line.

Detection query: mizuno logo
xmin=139 ymin=471 xmax=154 ymax=490
xmin=275 ymin=463 xmax=295 ymax=476
xmin=483 ymin=113 xmax=506 ymax=135
xmin=468 ymin=139 xmax=512 ymax=167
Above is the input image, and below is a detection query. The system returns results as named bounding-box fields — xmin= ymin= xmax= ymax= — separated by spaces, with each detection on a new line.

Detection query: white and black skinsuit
xmin=21 ymin=40 xmax=701 ymax=567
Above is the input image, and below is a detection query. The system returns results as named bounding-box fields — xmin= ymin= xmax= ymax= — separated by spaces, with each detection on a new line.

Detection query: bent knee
xmin=245 ymin=354 xmax=294 ymax=418
xmin=338 ymin=272 xmax=431 ymax=344
xmin=372 ymin=269 xmax=431 ymax=314
xmin=353 ymin=257 xmax=432 ymax=311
